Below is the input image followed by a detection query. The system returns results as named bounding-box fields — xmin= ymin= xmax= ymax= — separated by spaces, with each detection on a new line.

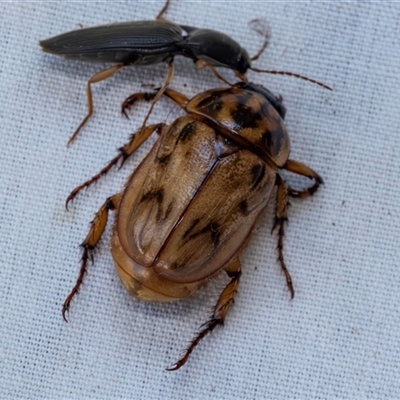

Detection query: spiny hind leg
xmin=66 ymin=123 xmax=166 ymax=208
xmin=273 ymin=174 xmax=293 ymax=298
xmin=62 ymin=192 xmax=123 ymax=322
xmin=68 ymin=63 xmax=124 ymax=145
xmin=167 ymin=257 xmax=242 ymax=371
xmin=274 ymin=160 xmax=323 ymax=297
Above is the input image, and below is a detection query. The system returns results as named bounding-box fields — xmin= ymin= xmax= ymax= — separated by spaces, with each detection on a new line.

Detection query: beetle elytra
xmin=63 ymin=82 xmax=323 ymax=370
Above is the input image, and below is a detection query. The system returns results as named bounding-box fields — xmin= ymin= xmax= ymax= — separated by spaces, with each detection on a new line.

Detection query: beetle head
xmin=180 ymin=28 xmax=251 ymax=74
xmin=235 ymin=48 xmax=251 ymax=74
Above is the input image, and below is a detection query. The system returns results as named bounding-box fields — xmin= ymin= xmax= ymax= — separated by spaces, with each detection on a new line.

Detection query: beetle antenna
xmin=248 ymin=19 xmax=271 ymax=62
xmin=250 ymin=67 xmax=332 ymax=91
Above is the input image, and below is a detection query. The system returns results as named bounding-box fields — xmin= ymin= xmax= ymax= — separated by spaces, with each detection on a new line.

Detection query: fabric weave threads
xmin=1 ymin=1 xmax=399 ymax=398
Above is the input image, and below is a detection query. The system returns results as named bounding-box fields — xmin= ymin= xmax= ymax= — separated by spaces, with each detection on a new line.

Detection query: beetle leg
xmin=67 ymin=64 xmax=125 ymax=146
xmin=283 ymin=159 xmax=324 ymax=198
xmin=66 ymin=123 xmax=166 ymax=209
xmin=121 ymin=85 xmax=190 ymax=118
xmin=167 ymin=257 xmax=242 ymax=371
xmin=195 ymin=60 xmax=234 ymax=86
xmin=140 ymin=63 xmax=175 ymax=128
xmin=121 ymin=92 xmax=158 ymax=119
xmin=162 ymin=88 xmax=190 ymax=108
xmin=272 ymin=174 xmax=294 ymax=299
xmin=156 ymin=0 xmax=171 ymax=20
xmin=62 ymin=192 xmax=123 ymax=322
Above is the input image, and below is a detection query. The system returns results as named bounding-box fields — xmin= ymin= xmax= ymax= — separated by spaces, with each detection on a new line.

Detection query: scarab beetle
xmin=39 ymin=0 xmax=331 ymax=145
xmin=63 ymin=81 xmax=323 ymax=370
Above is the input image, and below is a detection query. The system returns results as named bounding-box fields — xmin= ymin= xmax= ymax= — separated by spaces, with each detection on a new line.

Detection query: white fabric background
xmin=1 ymin=1 xmax=399 ymax=399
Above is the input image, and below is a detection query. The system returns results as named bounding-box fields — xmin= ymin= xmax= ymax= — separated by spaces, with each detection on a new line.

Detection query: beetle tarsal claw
xmin=121 ymin=90 xmax=159 ymax=119
xmin=65 ymin=194 xmax=75 ymax=211
xmin=62 ymin=307 xmax=69 ymax=323
xmin=165 ymin=363 xmax=180 ymax=372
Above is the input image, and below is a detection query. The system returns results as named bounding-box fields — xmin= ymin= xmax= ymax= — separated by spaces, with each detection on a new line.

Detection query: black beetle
xmin=40 ymin=20 xmax=251 ymax=75
xmin=40 ymin=0 xmax=330 ymax=144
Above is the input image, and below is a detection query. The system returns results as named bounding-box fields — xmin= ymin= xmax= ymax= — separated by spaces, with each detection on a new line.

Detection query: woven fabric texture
xmin=1 ymin=1 xmax=399 ymax=399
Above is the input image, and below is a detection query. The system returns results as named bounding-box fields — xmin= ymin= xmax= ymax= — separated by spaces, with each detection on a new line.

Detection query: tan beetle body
xmin=63 ymin=82 xmax=323 ymax=370
xmin=114 ymin=84 xmax=290 ymax=301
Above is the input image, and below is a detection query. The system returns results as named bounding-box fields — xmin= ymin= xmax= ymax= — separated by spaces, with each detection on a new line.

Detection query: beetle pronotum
xmin=39 ymin=0 xmax=331 ymax=145
xmin=62 ymin=82 xmax=323 ymax=370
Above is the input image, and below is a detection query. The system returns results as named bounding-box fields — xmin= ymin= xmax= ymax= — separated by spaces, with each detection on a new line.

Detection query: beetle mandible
xmin=39 ymin=0 xmax=331 ymax=145
xmin=62 ymin=81 xmax=323 ymax=370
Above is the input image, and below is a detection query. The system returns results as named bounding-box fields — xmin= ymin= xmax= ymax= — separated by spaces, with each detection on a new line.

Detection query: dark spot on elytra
xmin=177 ymin=122 xmax=196 ymax=144
xmin=170 ymin=261 xmax=181 ymax=270
xmin=197 ymin=93 xmax=223 ymax=114
xmin=183 ymin=218 xmax=200 ymax=239
xmin=251 ymin=164 xmax=266 ymax=189
xmin=223 ymin=136 xmax=236 ymax=147
xmin=209 ymin=222 xmax=220 ymax=247
xmin=231 ymin=103 xmax=260 ymax=130
xmin=239 ymin=200 xmax=249 ymax=216
xmin=235 ymin=92 xmax=253 ymax=106
xmin=187 ymin=221 xmax=221 ymax=248
xmin=262 ymin=130 xmax=273 ymax=150
xmin=156 ymin=153 xmax=171 ymax=166
xmin=139 ymin=189 xmax=165 ymax=221
xmin=164 ymin=202 xmax=173 ymax=220
xmin=140 ymin=189 xmax=164 ymax=204
xmin=261 ymin=117 xmax=285 ymax=158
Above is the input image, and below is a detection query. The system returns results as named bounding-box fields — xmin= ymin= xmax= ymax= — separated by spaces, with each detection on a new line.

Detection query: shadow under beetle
xmin=40 ymin=0 xmax=331 ymax=145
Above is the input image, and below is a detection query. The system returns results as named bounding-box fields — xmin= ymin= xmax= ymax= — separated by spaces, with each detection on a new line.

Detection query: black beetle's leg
xmin=62 ymin=192 xmax=123 ymax=322
xmin=141 ymin=63 xmax=175 ymax=128
xmin=272 ymin=174 xmax=294 ymax=299
xmin=68 ymin=63 xmax=124 ymax=146
xmin=66 ymin=123 xmax=166 ymax=209
xmin=156 ymin=0 xmax=171 ymax=20
xmin=122 ymin=87 xmax=190 ymax=118
xmin=195 ymin=60 xmax=234 ymax=86
xmin=122 ymin=92 xmax=158 ymax=119
xmin=167 ymin=257 xmax=242 ymax=371
xmin=283 ymin=159 xmax=323 ymax=198
xmin=162 ymin=88 xmax=190 ymax=108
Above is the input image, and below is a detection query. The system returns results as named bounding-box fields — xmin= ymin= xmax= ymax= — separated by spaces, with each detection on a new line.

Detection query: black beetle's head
xmin=180 ymin=28 xmax=251 ymax=74
xmin=235 ymin=47 xmax=251 ymax=74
